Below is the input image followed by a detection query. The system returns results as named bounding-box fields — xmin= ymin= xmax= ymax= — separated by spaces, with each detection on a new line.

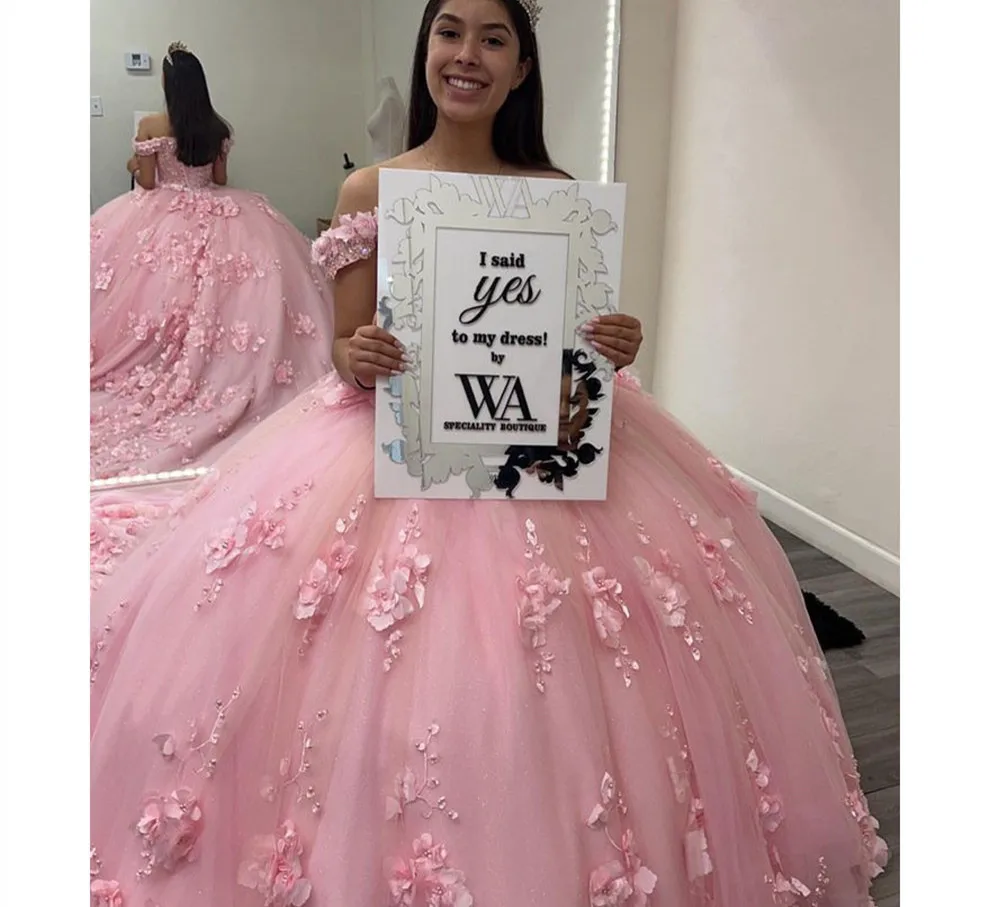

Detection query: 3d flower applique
xmin=516 ymin=519 xmax=572 ymax=693
xmin=576 ymin=523 xmax=639 ymax=686
xmin=586 ymin=775 xmax=658 ymax=907
xmin=365 ymin=506 xmax=431 ymax=670
xmin=385 ymin=834 xmax=474 ymax=907
xmin=237 ymin=820 xmax=313 ymax=907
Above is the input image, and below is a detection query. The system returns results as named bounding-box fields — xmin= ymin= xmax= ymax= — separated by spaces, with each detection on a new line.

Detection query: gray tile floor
xmin=770 ymin=524 xmax=900 ymax=907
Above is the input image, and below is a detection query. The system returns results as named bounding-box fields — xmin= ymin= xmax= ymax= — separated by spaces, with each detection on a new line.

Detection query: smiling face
xmin=425 ymin=0 xmax=532 ymax=126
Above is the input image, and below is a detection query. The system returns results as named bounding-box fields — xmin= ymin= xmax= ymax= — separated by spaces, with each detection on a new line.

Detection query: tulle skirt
xmin=90 ymin=373 xmax=886 ymax=906
xmin=90 ymin=185 xmax=335 ymax=479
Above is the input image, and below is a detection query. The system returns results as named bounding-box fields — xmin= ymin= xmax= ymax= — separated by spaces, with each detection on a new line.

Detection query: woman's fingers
xmin=580 ymin=315 xmax=642 ymax=368
xmin=357 ymin=325 xmax=404 ymax=349
xmin=353 ymin=337 xmax=405 ymax=363
xmin=351 ymin=349 xmax=404 ymax=375
xmin=589 ymin=338 xmax=633 ymax=367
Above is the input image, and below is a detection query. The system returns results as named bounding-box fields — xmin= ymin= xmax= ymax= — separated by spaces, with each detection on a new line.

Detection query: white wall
xmin=649 ymin=0 xmax=899 ymax=589
xmin=365 ymin=0 xmax=620 ymax=182
xmin=613 ymin=0 xmax=680 ymax=391
xmin=90 ymin=0 xmax=368 ymax=234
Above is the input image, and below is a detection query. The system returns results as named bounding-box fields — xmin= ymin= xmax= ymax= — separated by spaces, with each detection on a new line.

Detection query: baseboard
xmin=728 ymin=466 xmax=900 ymax=596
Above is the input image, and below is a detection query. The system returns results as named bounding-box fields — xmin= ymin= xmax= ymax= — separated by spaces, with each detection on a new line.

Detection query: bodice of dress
xmin=133 ymin=136 xmax=233 ymax=190
xmin=311 ymin=210 xmax=378 ymax=280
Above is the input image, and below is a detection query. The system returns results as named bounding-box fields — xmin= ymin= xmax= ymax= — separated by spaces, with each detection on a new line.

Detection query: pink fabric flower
xmin=583 ymin=566 xmax=622 ymax=599
xmin=584 ymin=567 xmax=626 ymax=648
xmin=94 ymin=263 xmax=114 ymax=291
xmin=274 ymin=360 xmax=295 ymax=385
xmin=204 ymin=503 xmax=256 ymax=574
xmin=90 ymin=518 xmax=111 ymax=549
xmin=293 ymin=313 xmax=316 ymax=337
xmin=185 ymin=317 xmax=210 ymax=350
xmin=366 ymin=545 xmax=429 ymax=632
xmin=312 ymin=211 xmax=378 ymax=280
xmin=772 ymin=873 xmax=813 ymax=906
xmin=90 ymin=878 xmax=124 ymax=907
xmin=295 ymin=558 xmax=342 ymax=620
xmin=517 ymin=563 xmax=570 ymax=648
xmin=846 ymin=789 xmax=889 ymax=876
xmin=394 ymin=546 xmax=430 ymax=602
xmin=327 ymin=538 xmax=357 ymax=573
xmin=745 ymin=749 xmax=771 ymax=789
xmin=684 ymin=804 xmax=714 ymax=880
xmin=238 ymin=821 xmax=313 ymax=907
xmin=385 ymin=767 xmax=418 ymax=821
xmin=231 ymin=321 xmax=253 ymax=353
xmin=588 ymin=832 xmax=657 ymax=907
xmin=366 ymin=568 xmax=415 ymax=632
xmin=136 ymin=789 xmax=203 ymax=872
xmin=385 ymin=834 xmax=474 ymax=907
xmin=322 ymin=378 xmax=364 ymax=410
xmin=696 ymin=535 xmax=722 ymax=562
xmin=593 ymin=598 xmax=625 ymax=648
xmin=586 ymin=772 xmax=619 ymax=829
xmin=589 ymin=861 xmax=638 ymax=907
xmin=171 ymin=373 xmax=193 ymax=400
xmin=759 ymin=793 xmax=784 ymax=833
xmin=634 ymin=556 xmax=688 ymax=627
xmin=129 ymin=313 xmax=152 ymax=341
xmin=707 ymin=456 xmax=758 ymax=506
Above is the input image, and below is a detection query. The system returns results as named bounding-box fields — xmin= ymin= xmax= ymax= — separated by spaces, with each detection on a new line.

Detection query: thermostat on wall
xmin=125 ymin=52 xmax=152 ymax=72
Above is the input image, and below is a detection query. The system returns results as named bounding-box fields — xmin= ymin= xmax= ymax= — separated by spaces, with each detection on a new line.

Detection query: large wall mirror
xmin=89 ymin=0 xmax=623 ymax=493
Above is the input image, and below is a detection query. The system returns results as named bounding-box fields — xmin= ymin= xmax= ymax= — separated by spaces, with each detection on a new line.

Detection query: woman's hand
xmin=126 ymin=155 xmax=140 ymax=175
xmin=347 ymin=325 xmax=406 ymax=386
xmin=580 ymin=314 xmax=643 ymax=369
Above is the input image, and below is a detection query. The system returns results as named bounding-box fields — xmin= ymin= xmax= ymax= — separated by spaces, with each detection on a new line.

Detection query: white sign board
xmin=374 ymin=169 xmax=626 ymax=500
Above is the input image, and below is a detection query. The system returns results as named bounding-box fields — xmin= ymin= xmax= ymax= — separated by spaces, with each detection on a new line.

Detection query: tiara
xmin=518 ymin=0 xmax=543 ymax=29
xmin=165 ymin=41 xmax=188 ymax=64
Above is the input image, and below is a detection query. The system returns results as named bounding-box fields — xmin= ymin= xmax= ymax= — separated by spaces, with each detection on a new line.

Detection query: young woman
xmin=89 ymin=6 xmax=886 ymax=906
xmin=90 ymin=43 xmax=335 ymax=480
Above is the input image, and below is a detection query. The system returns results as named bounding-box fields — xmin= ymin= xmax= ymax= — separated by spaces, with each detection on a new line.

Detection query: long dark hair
xmin=162 ymin=47 xmax=231 ymax=167
xmin=406 ymin=0 xmax=559 ymax=172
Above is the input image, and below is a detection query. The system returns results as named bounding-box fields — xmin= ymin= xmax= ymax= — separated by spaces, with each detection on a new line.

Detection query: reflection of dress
xmin=90 ymin=212 xmax=886 ymax=907
xmin=90 ymin=137 xmax=335 ymax=479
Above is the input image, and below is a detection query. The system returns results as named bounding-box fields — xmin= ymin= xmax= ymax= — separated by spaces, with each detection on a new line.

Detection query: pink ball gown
xmin=90 ymin=137 xmax=335 ymax=479
xmin=89 ymin=212 xmax=887 ymax=907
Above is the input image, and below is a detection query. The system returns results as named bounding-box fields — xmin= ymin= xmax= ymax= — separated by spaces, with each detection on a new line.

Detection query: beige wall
xmin=613 ymin=0 xmax=680 ymax=391
xmin=90 ymin=0 xmax=368 ymax=235
xmin=617 ymin=0 xmax=899 ymax=589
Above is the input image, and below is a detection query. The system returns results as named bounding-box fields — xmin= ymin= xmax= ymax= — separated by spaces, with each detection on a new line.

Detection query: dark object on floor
xmin=803 ymin=590 xmax=866 ymax=651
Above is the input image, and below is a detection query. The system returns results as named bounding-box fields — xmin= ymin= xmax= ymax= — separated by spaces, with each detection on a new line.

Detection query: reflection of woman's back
xmin=90 ymin=43 xmax=336 ymax=480
xmin=142 ymin=136 xmax=217 ymax=188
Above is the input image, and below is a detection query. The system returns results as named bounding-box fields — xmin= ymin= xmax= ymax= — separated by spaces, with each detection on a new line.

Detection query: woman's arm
xmin=212 ymin=139 xmax=230 ymax=186
xmin=133 ymin=117 xmax=157 ymax=190
xmin=329 ymin=168 xmax=404 ymax=388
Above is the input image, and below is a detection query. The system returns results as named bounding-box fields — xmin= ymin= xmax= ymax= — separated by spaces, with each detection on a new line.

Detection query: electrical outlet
xmin=91 ymin=96 xmax=104 ymax=117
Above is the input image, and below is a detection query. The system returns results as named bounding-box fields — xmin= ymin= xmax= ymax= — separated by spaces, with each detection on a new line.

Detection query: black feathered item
xmin=802 ymin=590 xmax=866 ymax=651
